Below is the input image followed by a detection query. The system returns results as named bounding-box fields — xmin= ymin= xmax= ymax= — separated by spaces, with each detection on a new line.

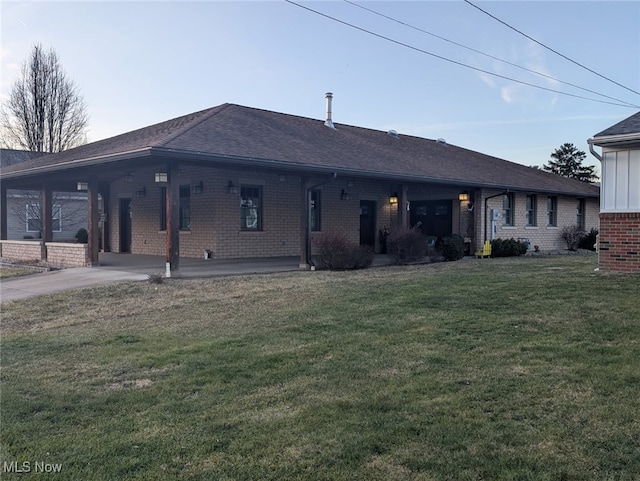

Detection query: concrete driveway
xmin=1 ymin=253 xmax=393 ymax=302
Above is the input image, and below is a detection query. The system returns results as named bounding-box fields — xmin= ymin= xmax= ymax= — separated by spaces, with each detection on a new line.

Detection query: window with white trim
xmin=547 ymin=196 xmax=557 ymax=226
xmin=577 ymin=199 xmax=586 ymax=231
xmin=525 ymin=194 xmax=537 ymax=227
xmin=26 ymin=204 xmax=62 ymax=232
xmin=502 ymin=193 xmax=514 ymax=226
xmin=241 ymin=185 xmax=262 ymax=231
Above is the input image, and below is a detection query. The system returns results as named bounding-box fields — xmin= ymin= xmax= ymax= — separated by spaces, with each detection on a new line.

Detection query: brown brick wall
xmin=598 ymin=212 xmax=640 ymax=272
xmin=105 ymin=165 xmax=601 ymax=260
xmin=45 ymin=243 xmax=89 ymax=267
xmin=480 ymin=189 xmax=599 ymax=251
xmin=0 ymin=240 xmax=46 ymax=261
xmin=0 ymin=240 xmax=88 ymax=266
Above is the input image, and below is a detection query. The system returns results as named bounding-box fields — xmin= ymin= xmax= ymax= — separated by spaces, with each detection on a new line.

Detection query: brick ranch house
xmin=588 ymin=111 xmax=640 ymax=272
xmin=1 ymin=95 xmax=599 ymax=274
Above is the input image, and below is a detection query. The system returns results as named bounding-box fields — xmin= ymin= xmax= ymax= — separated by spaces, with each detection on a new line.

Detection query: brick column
xmin=598 ymin=212 xmax=640 ymax=272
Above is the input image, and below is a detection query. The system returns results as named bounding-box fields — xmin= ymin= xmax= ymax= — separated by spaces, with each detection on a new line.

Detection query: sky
xmin=1 ymin=1 xmax=639 ymax=172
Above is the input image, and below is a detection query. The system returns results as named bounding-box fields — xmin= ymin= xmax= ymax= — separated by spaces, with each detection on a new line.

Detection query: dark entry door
xmin=119 ymin=198 xmax=132 ymax=253
xmin=410 ymin=200 xmax=452 ymax=240
xmin=359 ymin=200 xmax=376 ymax=247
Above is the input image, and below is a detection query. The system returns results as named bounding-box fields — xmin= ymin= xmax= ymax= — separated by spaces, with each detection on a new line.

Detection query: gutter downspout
xmin=306 ymin=173 xmax=338 ymax=268
xmin=484 ymin=190 xmax=509 ymax=243
xmin=587 ymin=138 xmax=603 ymax=162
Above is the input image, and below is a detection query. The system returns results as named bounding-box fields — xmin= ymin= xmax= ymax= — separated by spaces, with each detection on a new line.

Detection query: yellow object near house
xmin=475 ymin=240 xmax=492 ymax=258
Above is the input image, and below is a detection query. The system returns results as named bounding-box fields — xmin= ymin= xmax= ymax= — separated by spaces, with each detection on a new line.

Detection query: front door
xmin=119 ymin=198 xmax=132 ymax=253
xmin=359 ymin=200 xmax=376 ymax=247
xmin=410 ymin=200 xmax=452 ymax=241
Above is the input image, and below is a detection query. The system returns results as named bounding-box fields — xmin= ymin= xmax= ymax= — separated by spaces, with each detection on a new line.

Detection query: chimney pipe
xmin=324 ymin=92 xmax=335 ymax=130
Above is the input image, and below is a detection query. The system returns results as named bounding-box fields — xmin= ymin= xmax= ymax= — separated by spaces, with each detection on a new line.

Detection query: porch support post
xmin=41 ymin=184 xmax=53 ymax=243
xmin=87 ymin=178 xmax=100 ymax=266
xmin=398 ymin=183 xmax=409 ymax=228
xmin=1 ymin=183 xmax=7 ymax=240
xmin=299 ymin=177 xmax=311 ymax=269
xmin=166 ymin=162 xmax=180 ymax=277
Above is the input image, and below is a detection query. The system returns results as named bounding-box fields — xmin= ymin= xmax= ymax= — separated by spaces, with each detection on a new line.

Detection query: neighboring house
xmin=0 ymin=149 xmax=88 ymax=241
xmin=1 ymin=96 xmax=599 ymax=271
xmin=588 ymin=111 xmax=640 ymax=272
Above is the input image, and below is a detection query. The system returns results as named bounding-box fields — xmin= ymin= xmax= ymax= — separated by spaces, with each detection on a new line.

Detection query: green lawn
xmin=1 ymin=255 xmax=639 ymax=480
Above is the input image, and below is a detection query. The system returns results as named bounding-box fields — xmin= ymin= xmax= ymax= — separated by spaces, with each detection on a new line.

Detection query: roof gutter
xmin=588 ymin=132 xmax=640 ymax=146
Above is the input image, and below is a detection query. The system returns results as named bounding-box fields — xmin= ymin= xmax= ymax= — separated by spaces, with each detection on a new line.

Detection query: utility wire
xmin=464 ymin=0 xmax=640 ymax=97
xmin=285 ymin=0 xmax=639 ymax=108
xmin=344 ymin=0 xmax=637 ymax=108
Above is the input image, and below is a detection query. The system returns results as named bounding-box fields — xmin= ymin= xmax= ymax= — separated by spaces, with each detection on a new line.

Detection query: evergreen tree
xmin=543 ymin=143 xmax=597 ymax=183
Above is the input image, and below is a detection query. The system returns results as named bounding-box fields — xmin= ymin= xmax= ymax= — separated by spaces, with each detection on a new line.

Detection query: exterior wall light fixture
xmin=227 ymin=181 xmax=239 ymax=194
xmin=389 ymin=193 xmax=399 ymax=205
xmin=155 ymin=172 xmax=168 ymax=183
xmin=77 ymin=182 xmax=88 ymax=191
xmin=458 ymin=192 xmax=469 ymax=202
xmin=191 ymin=181 xmax=203 ymax=194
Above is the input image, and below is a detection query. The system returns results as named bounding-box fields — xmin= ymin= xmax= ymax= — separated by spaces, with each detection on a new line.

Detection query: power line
xmin=463 ymin=0 xmax=640 ymax=97
xmin=344 ymin=0 xmax=637 ymax=108
xmin=284 ymin=0 xmax=640 ymax=108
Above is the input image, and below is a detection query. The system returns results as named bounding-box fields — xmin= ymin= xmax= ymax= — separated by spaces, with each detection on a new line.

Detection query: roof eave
xmin=588 ymin=132 xmax=640 ymax=147
xmin=1 ymin=148 xmax=153 ymax=179
xmin=152 ymin=148 xmax=600 ymax=198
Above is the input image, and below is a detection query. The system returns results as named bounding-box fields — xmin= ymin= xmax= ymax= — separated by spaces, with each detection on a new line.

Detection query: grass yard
xmin=1 ymin=255 xmax=639 ymax=480
xmin=0 ymin=266 xmax=37 ymax=279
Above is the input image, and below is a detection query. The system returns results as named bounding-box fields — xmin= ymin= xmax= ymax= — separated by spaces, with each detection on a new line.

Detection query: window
xmin=547 ymin=196 xmax=557 ymax=226
xmin=26 ymin=204 xmax=62 ymax=232
xmin=525 ymin=194 xmax=537 ymax=227
xmin=179 ymin=186 xmax=190 ymax=231
xmin=241 ymin=185 xmax=262 ymax=231
xmin=502 ymin=193 xmax=514 ymax=226
xmin=577 ymin=199 xmax=586 ymax=231
xmin=159 ymin=186 xmax=190 ymax=231
xmin=311 ymin=190 xmax=321 ymax=231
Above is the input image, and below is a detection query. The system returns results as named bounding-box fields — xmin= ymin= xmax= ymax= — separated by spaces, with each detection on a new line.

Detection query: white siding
xmin=601 ymin=149 xmax=640 ymax=212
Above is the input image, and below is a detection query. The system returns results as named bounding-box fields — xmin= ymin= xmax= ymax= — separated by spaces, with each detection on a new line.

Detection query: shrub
xmin=491 ymin=238 xmax=528 ymax=257
xmin=314 ymin=234 xmax=374 ymax=270
xmin=75 ymin=228 xmax=88 ymax=243
xmin=578 ymin=228 xmax=598 ymax=251
xmin=440 ymin=235 xmax=465 ymax=261
xmin=147 ymin=273 xmax=164 ymax=284
xmin=386 ymin=227 xmax=426 ymax=265
xmin=560 ymin=225 xmax=585 ymax=251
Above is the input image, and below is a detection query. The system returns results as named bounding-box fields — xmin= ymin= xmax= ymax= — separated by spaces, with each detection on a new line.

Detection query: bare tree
xmin=1 ymin=43 xmax=88 ymax=153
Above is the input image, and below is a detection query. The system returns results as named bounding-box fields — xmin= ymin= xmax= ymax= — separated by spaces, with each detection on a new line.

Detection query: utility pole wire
xmin=463 ymin=0 xmax=640 ymax=97
xmin=344 ymin=0 xmax=637 ymax=108
xmin=284 ymin=0 xmax=639 ymax=108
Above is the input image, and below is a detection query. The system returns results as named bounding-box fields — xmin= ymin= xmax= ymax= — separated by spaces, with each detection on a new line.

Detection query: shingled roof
xmin=2 ymin=103 xmax=599 ymax=197
xmin=593 ymin=111 xmax=640 ymax=138
xmin=0 ymin=149 xmax=50 ymax=169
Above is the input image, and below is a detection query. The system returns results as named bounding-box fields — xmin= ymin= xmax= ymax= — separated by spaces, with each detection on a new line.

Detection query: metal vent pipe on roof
xmin=324 ymin=92 xmax=335 ymax=130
